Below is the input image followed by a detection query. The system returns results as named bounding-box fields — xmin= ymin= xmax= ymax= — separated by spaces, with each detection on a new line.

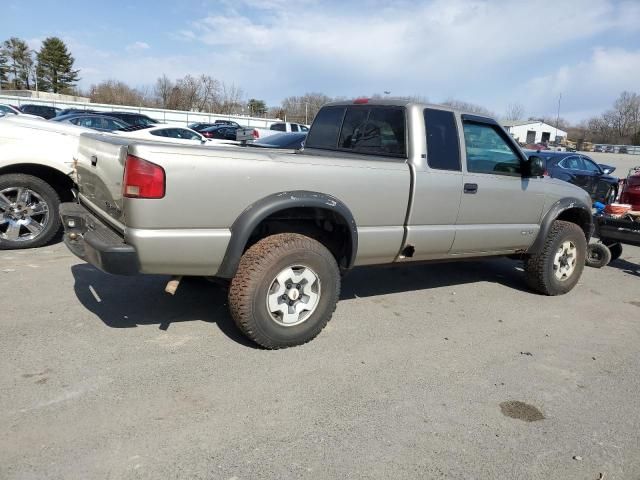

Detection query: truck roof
xmin=323 ymin=98 xmax=490 ymax=118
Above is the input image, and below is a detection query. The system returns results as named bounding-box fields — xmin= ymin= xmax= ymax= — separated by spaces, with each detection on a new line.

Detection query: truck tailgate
xmin=76 ymin=133 xmax=129 ymax=229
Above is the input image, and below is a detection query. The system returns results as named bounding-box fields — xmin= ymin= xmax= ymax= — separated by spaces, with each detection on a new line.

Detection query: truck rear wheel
xmin=0 ymin=174 xmax=60 ymax=250
xmin=228 ymin=233 xmax=340 ymax=349
xmin=524 ymin=220 xmax=586 ymax=295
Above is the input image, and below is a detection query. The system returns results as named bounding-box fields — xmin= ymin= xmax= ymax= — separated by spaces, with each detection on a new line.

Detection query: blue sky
xmin=4 ymin=0 xmax=640 ymax=122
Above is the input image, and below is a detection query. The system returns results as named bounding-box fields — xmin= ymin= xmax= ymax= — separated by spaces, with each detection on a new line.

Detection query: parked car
xmin=55 ymin=108 xmax=99 ymax=117
xmin=620 ymin=167 xmax=640 ymax=209
xmin=214 ymin=120 xmax=241 ymax=128
xmin=19 ymin=104 xmax=61 ymax=119
xmin=526 ymin=150 xmax=619 ymax=203
xmin=188 ymin=122 xmax=217 ymax=132
xmin=0 ymin=104 xmax=45 ymax=119
xmin=61 ymin=98 xmax=593 ymax=349
xmin=524 ymin=142 xmax=550 ymax=151
xmin=102 ymin=112 xmax=159 ymax=127
xmin=248 ymin=132 xmax=307 ymax=149
xmin=51 ymin=113 xmax=128 ymax=132
xmin=113 ymin=125 xmax=211 ymax=146
xmin=200 ymin=125 xmax=240 ymax=140
xmin=618 ymin=146 xmax=628 ymax=154
xmin=593 ymin=145 xmax=605 ymax=152
xmin=0 ymin=116 xmax=87 ymax=249
xmin=1 ymin=104 xmax=24 ymax=116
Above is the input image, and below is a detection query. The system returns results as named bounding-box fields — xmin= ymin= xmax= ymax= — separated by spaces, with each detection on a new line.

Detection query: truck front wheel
xmin=228 ymin=233 xmax=340 ymax=349
xmin=524 ymin=220 xmax=587 ymax=295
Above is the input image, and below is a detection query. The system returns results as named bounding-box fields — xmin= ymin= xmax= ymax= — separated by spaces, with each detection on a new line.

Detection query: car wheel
xmin=601 ymin=240 xmax=623 ymax=262
xmin=524 ymin=220 xmax=587 ymax=295
xmin=0 ymin=174 xmax=61 ymax=250
xmin=585 ymin=243 xmax=611 ymax=268
xmin=228 ymin=233 xmax=340 ymax=349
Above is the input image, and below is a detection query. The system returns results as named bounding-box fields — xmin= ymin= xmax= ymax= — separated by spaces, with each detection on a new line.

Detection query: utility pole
xmin=305 ymin=102 xmax=308 ymax=125
xmin=554 ymin=93 xmax=562 ymax=143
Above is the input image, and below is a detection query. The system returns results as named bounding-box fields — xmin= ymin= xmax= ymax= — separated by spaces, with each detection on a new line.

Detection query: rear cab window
xmin=306 ymin=105 xmax=406 ymax=158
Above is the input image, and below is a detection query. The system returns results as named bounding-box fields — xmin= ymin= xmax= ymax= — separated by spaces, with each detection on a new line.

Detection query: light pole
xmin=554 ymin=93 xmax=562 ymax=143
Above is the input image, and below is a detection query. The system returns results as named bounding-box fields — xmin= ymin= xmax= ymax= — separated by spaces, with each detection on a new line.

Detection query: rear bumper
xmin=59 ymin=202 xmax=140 ymax=275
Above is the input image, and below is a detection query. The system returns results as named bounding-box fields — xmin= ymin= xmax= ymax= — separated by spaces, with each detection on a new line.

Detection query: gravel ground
xmin=1 ymin=153 xmax=639 ymax=479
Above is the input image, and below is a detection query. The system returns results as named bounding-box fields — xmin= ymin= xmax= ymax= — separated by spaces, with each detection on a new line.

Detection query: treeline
xmin=581 ymin=91 xmax=640 ymax=145
xmin=0 ymin=37 xmax=79 ymax=94
xmin=86 ymin=77 xmax=336 ymax=121
xmin=87 ymin=76 xmax=247 ymax=115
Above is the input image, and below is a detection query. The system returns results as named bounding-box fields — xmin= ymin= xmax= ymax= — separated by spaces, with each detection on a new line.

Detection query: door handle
xmin=464 ymin=183 xmax=478 ymax=194
xmin=90 ymin=155 xmax=98 ymax=167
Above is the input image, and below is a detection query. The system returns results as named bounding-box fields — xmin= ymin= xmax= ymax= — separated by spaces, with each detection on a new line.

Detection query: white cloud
xmin=517 ymin=47 xmax=640 ymax=121
xmin=69 ymin=0 xmax=640 ymax=120
xmin=125 ymin=41 xmax=151 ymax=51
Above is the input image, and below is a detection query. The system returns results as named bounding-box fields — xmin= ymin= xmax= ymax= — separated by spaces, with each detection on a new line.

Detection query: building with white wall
xmin=502 ymin=120 xmax=567 ymax=145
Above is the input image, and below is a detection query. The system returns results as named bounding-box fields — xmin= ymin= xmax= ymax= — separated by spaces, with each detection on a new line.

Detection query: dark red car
xmin=620 ymin=168 xmax=640 ymax=210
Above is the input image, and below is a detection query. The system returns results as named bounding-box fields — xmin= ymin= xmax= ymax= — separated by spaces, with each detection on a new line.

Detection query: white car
xmin=0 ymin=116 xmax=89 ymax=249
xmin=113 ymin=125 xmax=239 ymax=146
xmin=0 ymin=104 xmax=45 ymax=119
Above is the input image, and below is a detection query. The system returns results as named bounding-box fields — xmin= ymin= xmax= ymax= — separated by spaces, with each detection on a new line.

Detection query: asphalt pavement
xmin=1 ymin=152 xmax=640 ymax=479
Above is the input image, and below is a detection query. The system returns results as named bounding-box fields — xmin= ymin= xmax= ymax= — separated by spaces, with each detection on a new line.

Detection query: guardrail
xmin=0 ymin=94 xmax=279 ymax=128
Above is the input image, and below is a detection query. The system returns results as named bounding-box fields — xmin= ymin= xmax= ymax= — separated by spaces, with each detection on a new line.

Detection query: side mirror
xmin=526 ymin=155 xmax=546 ymax=177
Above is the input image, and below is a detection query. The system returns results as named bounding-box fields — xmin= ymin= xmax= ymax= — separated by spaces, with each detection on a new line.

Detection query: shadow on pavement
xmin=341 ymin=257 xmax=530 ymax=299
xmin=608 ymin=257 xmax=640 ymax=277
xmin=73 ymin=258 xmax=530 ymax=344
xmin=71 ymin=264 xmax=256 ymax=348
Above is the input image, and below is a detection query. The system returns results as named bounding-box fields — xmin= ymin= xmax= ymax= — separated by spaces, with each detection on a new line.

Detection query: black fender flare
xmin=527 ymin=198 xmax=593 ymax=254
xmin=216 ymin=191 xmax=358 ymax=278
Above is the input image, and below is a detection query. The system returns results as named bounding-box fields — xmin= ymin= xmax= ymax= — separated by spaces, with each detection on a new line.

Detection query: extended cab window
xmin=424 ymin=109 xmax=461 ymax=171
xmin=291 ymin=124 xmax=299 ymax=132
xmin=463 ymin=122 xmax=521 ymax=175
xmin=305 ymin=106 xmax=345 ymax=150
xmin=337 ymin=106 xmax=406 ymax=157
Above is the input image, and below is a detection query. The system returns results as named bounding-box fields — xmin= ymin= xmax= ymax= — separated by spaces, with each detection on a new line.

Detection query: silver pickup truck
xmin=60 ymin=99 xmax=593 ymax=349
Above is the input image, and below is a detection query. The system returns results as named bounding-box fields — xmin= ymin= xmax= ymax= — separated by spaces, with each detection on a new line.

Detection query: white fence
xmin=0 ymin=94 xmax=279 ymax=128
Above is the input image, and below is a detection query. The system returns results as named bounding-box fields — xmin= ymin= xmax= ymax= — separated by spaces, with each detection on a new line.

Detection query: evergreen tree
xmin=36 ymin=37 xmax=79 ymax=93
xmin=2 ymin=37 xmax=33 ymax=90
xmin=247 ymin=98 xmax=267 ymax=116
xmin=0 ymin=49 xmax=9 ymax=89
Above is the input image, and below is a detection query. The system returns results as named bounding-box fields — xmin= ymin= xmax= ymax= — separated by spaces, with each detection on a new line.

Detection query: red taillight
xmin=123 ymin=155 xmax=165 ymax=199
xmin=252 ymin=129 xmax=259 ymax=139
xmin=353 ymin=97 xmax=369 ymax=104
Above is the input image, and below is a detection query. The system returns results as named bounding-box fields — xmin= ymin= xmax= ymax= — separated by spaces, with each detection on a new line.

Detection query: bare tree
xmin=218 ymin=83 xmax=245 ymax=114
xmin=89 ymin=80 xmax=148 ymax=106
xmin=197 ymin=75 xmax=221 ymax=112
xmin=504 ymin=103 xmax=525 ymax=121
xmin=281 ymin=92 xmax=332 ymax=124
xmin=154 ymin=74 xmax=174 ymax=108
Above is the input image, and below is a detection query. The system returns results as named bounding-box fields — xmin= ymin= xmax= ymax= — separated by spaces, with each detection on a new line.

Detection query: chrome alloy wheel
xmin=0 ymin=187 xmax=50 ymax=242
xmin=553 ymin=240 xmax=577 ymax=281
xmin=266 ymin=265 xmax=321 ymax=326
